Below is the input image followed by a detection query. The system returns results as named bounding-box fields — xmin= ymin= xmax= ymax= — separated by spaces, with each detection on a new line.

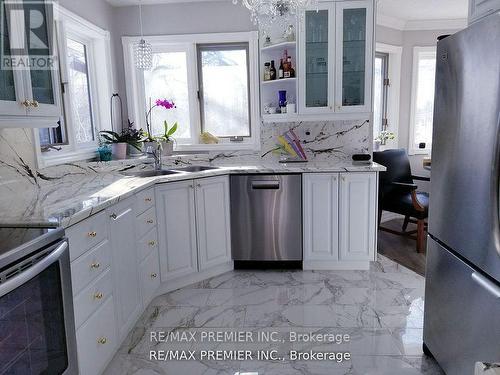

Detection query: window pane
xmin=373 ymin=56 xmax=383 ymax=135
xmin=343 ymin=8 xmax=366 ymax=106
xmin=414 ymin=53 xmax=436 ymax=148
xmin=144 ymin=52 xmax=191 ymax=139
xmin=67 ymin=38 xmax=94 ymax=144
xmin=199 ymin=46 xmax=250 ymax=137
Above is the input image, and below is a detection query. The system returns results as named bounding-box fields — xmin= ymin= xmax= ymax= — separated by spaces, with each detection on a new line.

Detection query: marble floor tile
xmin=104 ymin=255 xmax=443 ymax=375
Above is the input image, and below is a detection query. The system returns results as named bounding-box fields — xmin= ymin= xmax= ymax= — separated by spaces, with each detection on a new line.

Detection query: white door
xmin=156 ymin=180 xmax=198 ymax=281
xmin=195 ymin=176 xmax=231 ymax=270
xmin=298 ymin=2 xmax=335 ymax=114
xmin=334 ymin=0 xmax=374 ymax=114
xmin=107 ymin=198 xmax=141 ymax=340
xmin=339 ymin=172 xmax=377 ymax=261
xmin=303 ymin=173 xmax=339 ymax=261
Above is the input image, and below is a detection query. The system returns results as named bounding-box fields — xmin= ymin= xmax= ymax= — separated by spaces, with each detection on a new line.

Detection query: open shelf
xmin=261 ymin=41 xmax=296 ymax=52
xmin=261 ymin=77 xmax=296 ymax=85
xmin=262 ymin=113 xmax=300 ymax=123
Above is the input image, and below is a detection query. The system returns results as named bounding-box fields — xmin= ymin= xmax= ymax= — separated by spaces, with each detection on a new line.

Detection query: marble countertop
xmin=0 ymin=158 xmax=385 ymax=229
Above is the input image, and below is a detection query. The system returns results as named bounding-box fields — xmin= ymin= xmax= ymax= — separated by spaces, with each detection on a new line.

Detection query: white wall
xmin=375 ymin=25 xmax=461 ymax=191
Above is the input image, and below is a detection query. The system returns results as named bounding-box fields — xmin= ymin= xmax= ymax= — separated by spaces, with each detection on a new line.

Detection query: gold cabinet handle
xmin=31 ymin=100 xmax=39 ymax=108
xmin=197 ymin=184 xmax=201 ymax=188
xmin=94 ymin=292 xmax=104 ymax=300
xmin=88 ymin=231 xmax=97 ymax=237
xmin=144 ymin=197 xmax=152 ymax=202
xmin=110 ymin=213 xmax=117 ymax=220
xmin=150 ymin=273 xmax=157 ymax=279
xmin=97 ymin=337 xmax=107 ymax=345
xmin=189 ymin=185 xmax=194 ymax=189
xmin=90 ymin=262 xmax=100 ymax=269
xmin=146 ymin=219 xmax=154 ymax=224
xmin=21 ymin=99 xmax=31 ymax=108
xmin=148 ymin=240 xmax=156 ymax=246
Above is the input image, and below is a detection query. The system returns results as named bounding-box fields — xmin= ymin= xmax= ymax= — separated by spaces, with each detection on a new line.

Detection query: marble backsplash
xmin=0 ymin=119 xmax=370 ymax=185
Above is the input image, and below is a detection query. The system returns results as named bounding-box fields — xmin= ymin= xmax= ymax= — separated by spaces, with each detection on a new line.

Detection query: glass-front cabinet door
xmin=335 ymin=0 xmax=373 ymax=113
xmin=299 ymin=2 xmax=335 ymax=114
xmin=0 ymin=0 xmax=27 ymax=116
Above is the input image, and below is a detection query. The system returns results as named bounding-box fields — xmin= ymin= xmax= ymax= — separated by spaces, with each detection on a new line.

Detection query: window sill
xmin=408 ymin=148 xmax=431 ymax=156
xmin=38 ymin=148 xmax=98 ymax=168
xmin=175 ymin=142 xmax=260 ymax=152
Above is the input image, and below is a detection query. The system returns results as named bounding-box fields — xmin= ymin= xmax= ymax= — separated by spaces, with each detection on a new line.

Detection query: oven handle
xmin=0 ymin=240 xmax=68 ymax=297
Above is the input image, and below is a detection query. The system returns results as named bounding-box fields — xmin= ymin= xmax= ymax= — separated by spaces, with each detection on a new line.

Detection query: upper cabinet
xmin=262 ymin=0 xmax=374 ymax=121
xmin=0 ymin=0 xmax=62 ymax=127
xmin=335 ymin=0 xmax=373 ymax=113
xmin=468 ymin=0 xmax=500 ymax=23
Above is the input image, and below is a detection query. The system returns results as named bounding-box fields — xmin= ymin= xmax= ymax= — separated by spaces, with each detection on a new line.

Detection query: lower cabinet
xmin=195 ymin=176 xmax=232 ymax=270
xmin=107 ymin=198 xmax=142 ymax=341
xmin=156 ymin=180 xmax=199 ymax=281
xmin=155 ymin=175 xmax=232 ymax=282
xmin=303 ymin=172 xmax=377 ymax=269
xmin=140 ymin=249 xmax=161 ymax=305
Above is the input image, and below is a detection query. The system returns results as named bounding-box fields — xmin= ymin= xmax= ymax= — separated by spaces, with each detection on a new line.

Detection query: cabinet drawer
xmin=136 ymin=206 xmax=156 ymax=238
xmin=67 ymin=211 xmax=108 ymax=261
xmin=137 ymin=227 xmax=158 ymax=262
xmin=76 ymin=297 xmax=117 ymax=375
xmin=71 ymin=240 xmax=111 ymax=295
xmin=140 ymin=250 xmax=160 ymax=305
xmin=74 ymin=269 xmax=113 ymax=329
xmin=136 ymin=187 xmax=155 ymax=214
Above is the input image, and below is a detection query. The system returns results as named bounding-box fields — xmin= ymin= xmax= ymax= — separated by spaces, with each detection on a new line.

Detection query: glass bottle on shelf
xmin=270 ymin=60 xmax=276 ymax=80
xmin=278 ymin=59 xmax=284 ymax=79
xmin=263 ymin=62 xmax=271 ymax=81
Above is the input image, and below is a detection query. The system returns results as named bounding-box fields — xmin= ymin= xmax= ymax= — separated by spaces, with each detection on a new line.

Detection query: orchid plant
xmin=144 ymin=98 xmax=176 ymax=142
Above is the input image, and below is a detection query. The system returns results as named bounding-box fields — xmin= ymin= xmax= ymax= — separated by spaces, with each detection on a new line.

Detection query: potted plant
xmin=121 ymin=120 xmax=144 ymax=157
xmin=158 ymin=120 xmax=177 ymax=156
xmin=143 ymin=98 xmax=176 ymax=154
xmin=374 ymin=130 xmax=396 ymax=151
xmin=99 ymin=129 xmax=142 ymax=160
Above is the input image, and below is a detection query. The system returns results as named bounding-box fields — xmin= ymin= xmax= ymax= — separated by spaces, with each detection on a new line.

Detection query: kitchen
xmin=0 ymin=0 xmax=499 ymax=374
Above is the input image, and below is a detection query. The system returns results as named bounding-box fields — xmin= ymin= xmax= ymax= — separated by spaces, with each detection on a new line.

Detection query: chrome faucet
xmin=146 ymin=144 xmax=162 ymax=170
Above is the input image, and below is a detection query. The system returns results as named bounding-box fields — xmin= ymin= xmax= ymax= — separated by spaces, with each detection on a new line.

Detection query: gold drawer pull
xmin=88 ymin=231 xmax=97 ymax=237
xmin=144 ymin=197 xmax=152 ymax=202
xmin=146 ymin=219 xmax=154 ymax=224
xmin=90 ymin=262 xmax=100 ymax=269
xmin=31 ymin=100 xmax=39 ymax=108
xmin=94 ymin=292 xmax=104 ymax=300
xmin=148 ymin=240 xmax=156 ymax=246
xmin=150 ymin=273 xmax=157 ymax=279
xmin=97 ymin=337 xmax=107 ymax=345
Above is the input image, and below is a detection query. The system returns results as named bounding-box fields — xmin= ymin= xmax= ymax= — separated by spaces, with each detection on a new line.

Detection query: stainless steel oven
xmin=0 ymin=227 xmax=78 ymax=375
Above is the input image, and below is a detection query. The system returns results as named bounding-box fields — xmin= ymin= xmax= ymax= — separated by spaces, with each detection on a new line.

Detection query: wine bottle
xmin=278 ymin=59 xmax=284 ymax=79
xmin=270 ymin=60 xmax=276 ymax=80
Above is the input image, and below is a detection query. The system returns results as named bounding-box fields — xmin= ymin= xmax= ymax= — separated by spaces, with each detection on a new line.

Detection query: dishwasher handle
xmin=251 ymin=180 xmax=280 ymax=190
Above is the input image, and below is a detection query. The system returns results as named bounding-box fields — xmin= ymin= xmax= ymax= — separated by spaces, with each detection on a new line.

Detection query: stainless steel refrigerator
xmin=423 ymin=11 xmax=500 ymax=375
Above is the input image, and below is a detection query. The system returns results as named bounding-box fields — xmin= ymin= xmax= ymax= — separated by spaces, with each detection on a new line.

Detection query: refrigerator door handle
xmin=471 ymin=272 xmax=500 ymax=299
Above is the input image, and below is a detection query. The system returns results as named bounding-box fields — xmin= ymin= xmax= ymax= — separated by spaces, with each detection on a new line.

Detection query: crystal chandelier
xmin=233 ymin=0 xmax=318 ymax=33
xmin=133 ymin=2 xmax=152 ymax=70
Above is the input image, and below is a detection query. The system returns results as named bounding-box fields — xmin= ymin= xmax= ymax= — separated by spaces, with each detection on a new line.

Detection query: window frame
xmin=373 ymin=52 xmax=389 ymax=137
xmin=33 ymin=5 xmax=113 ymax=167
xmin=409 ymin=46 xmax=437 ymax=155
xmin=122 ymin=31 xmax=260 ymax=152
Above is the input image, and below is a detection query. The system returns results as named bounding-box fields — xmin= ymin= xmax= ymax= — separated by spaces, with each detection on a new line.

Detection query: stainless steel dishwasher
xmin=230 ymin=174 xmax=302 ymax=264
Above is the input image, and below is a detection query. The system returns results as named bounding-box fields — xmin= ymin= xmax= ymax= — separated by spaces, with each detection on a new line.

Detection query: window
xmin=36 ymin=7 xmax=113 ymax=166
xmin=373 ymin=52 xmax=389 ymax=137
xmin=198 ymin=44 xmax=250 ymax=138
xmin=124 ymin=32 xmax=259 ymax=151
xmin=409 ymin=47 xmax=437 ymax=154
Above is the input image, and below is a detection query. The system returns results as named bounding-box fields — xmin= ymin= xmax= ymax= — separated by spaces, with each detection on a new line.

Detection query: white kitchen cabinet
xmin=0 ymin=1 xmax=62 ymax=127
xmin=339 ymin=172 xmax=377 ymax=263
xmin=469 ymin=0 xmax=500 ymax=23
xmin=156 ymin=180 xmax=199 ymax=281
xmin=298 ymin=2 xmax=335 ymax=114
xmin=335 ymin=0 xmax=374 ymax=113
xmin=195 ymin=176 xmax=232 ymax=270
xmin=296 ymin=0 xmax=374 ymax=118
xmin=303 ymin=173 xmax=339 ymax=266
xmin=140 ymin=249 xmax=161 ymax=305
xmin=107 ymin=198 xmax=141 ymax=340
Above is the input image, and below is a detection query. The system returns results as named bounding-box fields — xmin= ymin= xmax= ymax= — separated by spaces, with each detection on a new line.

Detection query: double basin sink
xmin=122 ymin=165 xmax=220 ymax=178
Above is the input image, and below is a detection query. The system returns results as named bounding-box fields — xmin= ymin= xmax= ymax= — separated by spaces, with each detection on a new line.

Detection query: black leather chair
xmin=373 ymin=149 xmax=430 ymax=253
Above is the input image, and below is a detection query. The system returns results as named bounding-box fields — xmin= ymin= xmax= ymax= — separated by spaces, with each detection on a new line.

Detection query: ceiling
xmin=377 ymin=0 xmax=468 ymax=30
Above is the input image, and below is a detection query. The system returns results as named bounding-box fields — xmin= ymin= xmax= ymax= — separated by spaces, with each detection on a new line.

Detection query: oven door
xmin=0 ymin=239 xmax=78 ymax=374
